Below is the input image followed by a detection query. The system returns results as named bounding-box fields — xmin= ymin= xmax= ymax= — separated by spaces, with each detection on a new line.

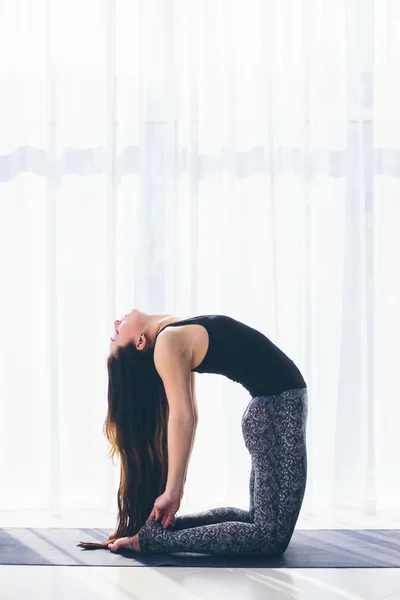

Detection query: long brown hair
xmin=103 ymin=341 xmax=169 ymax=540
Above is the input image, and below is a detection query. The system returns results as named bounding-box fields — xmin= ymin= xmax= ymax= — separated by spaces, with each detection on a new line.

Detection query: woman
xmin=78 ymin=309 xmax=308 ymax=556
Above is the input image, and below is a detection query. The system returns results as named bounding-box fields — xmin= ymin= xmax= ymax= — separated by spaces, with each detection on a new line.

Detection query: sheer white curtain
xmin=1 ymin=0 xmax=399 ymax=529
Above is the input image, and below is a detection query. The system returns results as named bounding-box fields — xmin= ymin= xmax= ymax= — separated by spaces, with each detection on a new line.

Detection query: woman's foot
xmin=108 ymin=534 xmax=140 ymax=552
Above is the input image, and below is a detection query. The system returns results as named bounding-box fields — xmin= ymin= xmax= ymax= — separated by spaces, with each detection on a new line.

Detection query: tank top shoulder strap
xmin=155 ymin=315 xmax=208 ymax=340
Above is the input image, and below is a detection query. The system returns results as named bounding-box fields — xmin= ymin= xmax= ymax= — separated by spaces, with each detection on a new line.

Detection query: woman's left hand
xmin=146 ymin=489 xmax=181 ymax=529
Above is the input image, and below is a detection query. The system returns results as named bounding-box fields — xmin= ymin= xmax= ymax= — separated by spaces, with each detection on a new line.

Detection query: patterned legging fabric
xmin=138 ymin=386 xmax=308 ymax=556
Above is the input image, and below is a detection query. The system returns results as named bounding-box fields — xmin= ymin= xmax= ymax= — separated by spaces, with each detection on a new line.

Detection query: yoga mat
xmin=0 ymin=528 xmax=399 ymax=568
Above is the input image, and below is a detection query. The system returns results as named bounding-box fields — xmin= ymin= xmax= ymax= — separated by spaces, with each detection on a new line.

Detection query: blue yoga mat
xmin=0 ymin=528 xmax=399 ymax=568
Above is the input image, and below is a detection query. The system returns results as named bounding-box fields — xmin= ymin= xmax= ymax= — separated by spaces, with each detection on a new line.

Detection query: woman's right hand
xmin=146 ymin=489 xmax=181 ymax=529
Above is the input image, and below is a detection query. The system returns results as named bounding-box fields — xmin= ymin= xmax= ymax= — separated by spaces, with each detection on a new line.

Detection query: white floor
xmin=1 ymin=508 xmax=399 ymax=600
xmin=1 ymin=566 xmax=400 ymax=600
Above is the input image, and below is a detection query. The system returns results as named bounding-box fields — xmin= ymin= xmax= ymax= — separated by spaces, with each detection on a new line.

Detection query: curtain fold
xmin=0 ymin=0 xmax=399 ymax=527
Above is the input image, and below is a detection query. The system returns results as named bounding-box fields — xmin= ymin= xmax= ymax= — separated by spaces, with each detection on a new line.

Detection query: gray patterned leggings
xmin=138 ymin=386 xmax=308 ymax=556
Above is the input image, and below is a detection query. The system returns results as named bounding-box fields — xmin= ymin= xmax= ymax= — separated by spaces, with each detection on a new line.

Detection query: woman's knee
xmin=274 ymin=537 xmax=290 ymax=555
xmin=255 ymin=531 xmax=292 ymax=556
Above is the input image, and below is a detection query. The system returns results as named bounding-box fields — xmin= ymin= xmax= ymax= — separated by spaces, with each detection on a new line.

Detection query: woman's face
xmin=109 ymin=308 xmax=147 ymax=355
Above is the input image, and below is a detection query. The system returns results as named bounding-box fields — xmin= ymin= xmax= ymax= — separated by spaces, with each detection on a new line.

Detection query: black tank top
xmin=155 ymin=314 xmax=307 ymax=397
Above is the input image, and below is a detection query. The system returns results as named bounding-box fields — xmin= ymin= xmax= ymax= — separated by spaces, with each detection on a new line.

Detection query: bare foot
xmin=108 ymin=534 xmax=140 ymax=553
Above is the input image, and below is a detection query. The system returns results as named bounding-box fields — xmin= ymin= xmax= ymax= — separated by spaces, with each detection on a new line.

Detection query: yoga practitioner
xmin=78 ymin=309 xmax=308 ymax=556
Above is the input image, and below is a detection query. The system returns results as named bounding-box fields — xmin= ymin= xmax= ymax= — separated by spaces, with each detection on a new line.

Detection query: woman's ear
xmin=136 ymin=333 xmax=147 ymax=351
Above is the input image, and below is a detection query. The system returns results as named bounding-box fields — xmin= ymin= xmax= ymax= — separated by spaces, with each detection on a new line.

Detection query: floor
xmin=1 ymin=566 xmax=400 ymax=600
xmin=1 ymin=508 xmax=399 ymax=600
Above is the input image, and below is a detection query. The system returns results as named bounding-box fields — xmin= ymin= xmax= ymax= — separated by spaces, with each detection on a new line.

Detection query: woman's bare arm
xmin=154 ymin=330 xmax=198 ymax=496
